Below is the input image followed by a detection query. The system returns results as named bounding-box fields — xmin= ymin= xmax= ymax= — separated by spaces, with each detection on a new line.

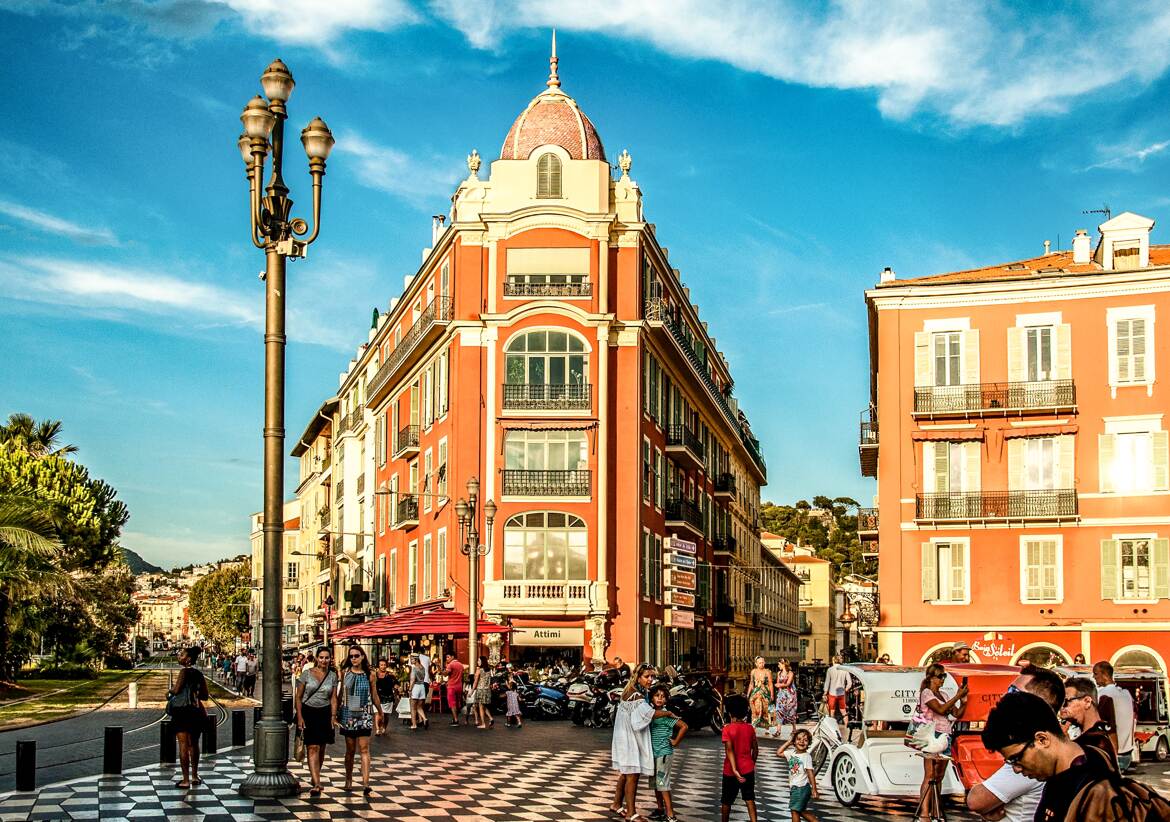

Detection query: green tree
xmin=761 ymin=496 xmax=873 ymax=576
xmin=189 ymin=562 xmax=251 ymax=648
xmin=0 ymin=413 xmax=78 ymax=458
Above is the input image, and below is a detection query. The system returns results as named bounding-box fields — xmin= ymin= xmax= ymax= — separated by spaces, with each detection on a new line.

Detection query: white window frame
xmin=1019 ymin=535 xmax=1063 ymax=604
xmin=437 ymin=528 xmax=447 ymax=597
xmin=1114 ymin=532 xmax=1159 ymax=604
xmin=926 ymin=537 xmax=970 ymax=605
xmin=388 ymin=548 xmax=398 ymax=609
xmin=423 ymin=533 xmax=433 ymax=600
xmin=407 ymin=541 xmax=418 ymax=604
xmin=423 ymin=448 xmax=433 ymax=513
xmin=1107 ymin=305 xmax=1156 ymax=396
xmin=437 ymin=437 xmax=448 ymax=502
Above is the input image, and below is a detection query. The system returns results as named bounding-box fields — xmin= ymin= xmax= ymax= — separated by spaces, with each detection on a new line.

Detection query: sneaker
xmin=648 ymin=811 xmax=665 ymax=821
xmin=664 ymin=817 xmax=680 ymax=822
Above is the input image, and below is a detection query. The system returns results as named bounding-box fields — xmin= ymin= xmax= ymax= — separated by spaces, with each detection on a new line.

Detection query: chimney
xmin=431 ymin=215 xmax=446 ymax=245
xmin=880 ymin=266 xmax=896 ymax=284
xmin=1072 ymin=229 xmax=1091 ymax=264
xmin=1043 ymin=239 xmax=1051 ymax=255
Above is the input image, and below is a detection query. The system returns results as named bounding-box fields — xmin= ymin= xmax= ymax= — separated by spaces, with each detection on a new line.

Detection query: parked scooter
xmin=661 ymin=668 xmax=725 ymax=732
xmin=520 ymin=675 xmax=570 ymax=720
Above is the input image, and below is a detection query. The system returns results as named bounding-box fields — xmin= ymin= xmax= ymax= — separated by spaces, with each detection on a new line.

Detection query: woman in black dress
xmin=374 ymin=658 xmax=398 ymax=735
xmin=295 ymin=647 xmax=339 ymax=796
xmin=169 ymin=646 xmax=210 ymax=789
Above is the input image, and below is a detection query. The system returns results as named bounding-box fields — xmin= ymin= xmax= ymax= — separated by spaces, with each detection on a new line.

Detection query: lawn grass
xmin=0 ymin=670 xmax=161 ymax=728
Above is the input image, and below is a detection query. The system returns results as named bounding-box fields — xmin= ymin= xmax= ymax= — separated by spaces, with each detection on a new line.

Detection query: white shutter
xmin=1023 ymin=541 xmax=1040 ymax=601
xmin=1043 ymin=541 xmax=1059 ymax=600
xmin=1132 ymin=318 xmax=1147 ymax=382
xmin=1055 ymin=324 xmax=1073 ymax=381
xmin=1098 ymin=434 xmax=1116 ymax=493
xmin=914 ymin=331 xmax=931 ymax=387
xmin=951 ymin=543 xmax=967 ymax=602
xmin=962 ymin=329 xmax=980 ymax=386
xmin=1007 ymin=327 xmax=1025 ymax=383
xmin=922 ymin=441 xmax=935 ymax=493
xmin=1058 ymin=435 xmax=1076 ymax=491
xmin=1100 ymin=540 xmax=1120 ymax=600
xmin=1152 ymin=431 xmax=1170 ymax=492
xmin=1153 ymin=538 xmax=1170 ymax=600
xmin=922 ymin=542 xmax=939 ymax=602
xmin=1117 ymin=321 xmax=1132 ymax=383
xmin=964 ymin=440 xmax=982 ymax=493
xmin=1008 ymin=438 xmax=1024 ymax=492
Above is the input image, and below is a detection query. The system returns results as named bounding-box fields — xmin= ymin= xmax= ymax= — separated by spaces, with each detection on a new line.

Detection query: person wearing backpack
xmin=168 ymin=646 xmax=210 ymax=789
xmin=982 ymin=691 xmax=1170 ymax=822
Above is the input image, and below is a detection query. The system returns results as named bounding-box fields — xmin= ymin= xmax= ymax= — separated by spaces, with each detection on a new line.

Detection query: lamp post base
xmin=238 ymin=721 xmax=300 ymax=798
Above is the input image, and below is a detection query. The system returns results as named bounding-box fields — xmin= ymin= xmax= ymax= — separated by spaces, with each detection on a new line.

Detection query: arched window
xmin=1013 ymin=644 xmax=1070 ymax=668
xmin=503 ymin=512 xmax=587 ymax=580
xmin=536 ymin=152 xmax=562 ymax=198
xmin=505 ymin=329 xmax=587 ymax=387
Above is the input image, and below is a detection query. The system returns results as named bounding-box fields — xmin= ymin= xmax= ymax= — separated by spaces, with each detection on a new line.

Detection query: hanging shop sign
xmin=665 ymin=552 xmax=696 ymax=569
xmin=665 ymin=536 xmax=697 ymax=555
xmin=665 ymin=609 xmax=695 ymax=629
xmin=664 ymin=569 xmax=696 ymax=591
xmin=664 ymin=590 xmax=695 ymax=608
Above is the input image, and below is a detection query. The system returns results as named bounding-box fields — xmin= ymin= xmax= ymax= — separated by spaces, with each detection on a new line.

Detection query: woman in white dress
xmin=609 ymin=663 xmax=672 ymax=820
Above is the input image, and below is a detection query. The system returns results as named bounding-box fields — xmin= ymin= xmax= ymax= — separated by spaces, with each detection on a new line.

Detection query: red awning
xmin=911 ymin=429 xmax=984 ymax=441
xmin=1002 ymin=425 xmax=1079 ymax=439
xmin=330 ymin=606 xmax=510 ymax=640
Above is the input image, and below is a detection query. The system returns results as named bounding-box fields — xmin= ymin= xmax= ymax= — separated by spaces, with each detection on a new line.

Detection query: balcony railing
xmin=857 ymin=508 xmax=878 ymax=534
xmin=714 ymin=473 xmax=736 ymax=496
xmin=665 ymin=497 xmax=703 ymax=531
xmin=644 ymin=297 xmax=766 ymax=477
xmin=482 ymin=579 xmax=601 ymax=615
xmin=368 ymin=297 xmax=454 ymax=400
xmin=913 ymin=380 xmax=1076 ymax=417
xmin=502 ymin=382 xmax=592 ymax=411
xmin=915 ymin=489 xmax=1078 ymax=522
xmin=337 ymin=407 xmax=364 ymax=435
xmin=393 ymin=424 xmax=420 ymax=457
xmin=713 ymin=533 xmax=737 ymax=553
xmin=395 ymin=494 xmax=419 ymax=527
xmin=502 ymin=469 xmax=591 ymax=497
xmin=666 ymin=424 xmax=705 ymax=461
xmin=859 ymin=406 xmax=878 ymax=478
xmin=504 ymin=280 xmax=592 ymax=298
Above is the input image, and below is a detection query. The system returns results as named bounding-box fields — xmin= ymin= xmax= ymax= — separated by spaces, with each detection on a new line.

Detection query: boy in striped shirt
xmin=648 ymin=683 xmax=689 ymax=822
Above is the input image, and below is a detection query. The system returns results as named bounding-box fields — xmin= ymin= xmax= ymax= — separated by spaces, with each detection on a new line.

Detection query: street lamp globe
xmin=240 ymin=96 xmax=276 ymax=139
xmin=300 ymin=117 xmax=335 ymax=161
xmin=483 ymin=498 xmax=497 ymax=526
xmin=260 ymin=58 xmax=295 ymax=103
xmin=237 ymin=133 xmax=253 ymax=166
xmin=454 ymin=498 xmax=469 ymax=522
xmin=466 ymin=476 xmax=480 ymax=499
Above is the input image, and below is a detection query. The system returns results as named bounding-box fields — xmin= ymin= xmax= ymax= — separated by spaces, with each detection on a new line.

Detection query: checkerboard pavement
xmin=0 ymin=735 xmax=969 ymax=821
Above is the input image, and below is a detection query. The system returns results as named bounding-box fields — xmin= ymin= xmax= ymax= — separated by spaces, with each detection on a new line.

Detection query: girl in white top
xmin=609 ymin=664 xmax=675 ymax=821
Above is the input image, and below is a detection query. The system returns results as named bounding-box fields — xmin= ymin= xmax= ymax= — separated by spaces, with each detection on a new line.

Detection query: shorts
xmin=720 ymin=771 xmax=756 ymax=805
xmin=654 ymin=754 xmax=673 ymax=791
xmin=447 ymin=688 xmax=463 ymax=710
xmin=826 ymin=694 xmax=846 ymax=715
xmin=789 ymin=784 xmax=812 ymax=811
xmin=410 ymin=683 xmax=427 ymax=700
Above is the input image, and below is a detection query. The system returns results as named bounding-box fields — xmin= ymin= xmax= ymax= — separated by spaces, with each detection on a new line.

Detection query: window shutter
xmin=1098 ymin=434 xmax=1116 ymax=493
xmin=1058 ymin=435 xmax=1076 ymax=491
xmin=1117 ymin=321 xmax=1131 ymax=383
xmin=1153 ymin=538 xmax=1170 ymax=600
xmin=964 ymin=440 xmax=981 ymax=493
xmin=951 ymin=543 xmax=967 ymax=601
xmin=1100 ymin=539 xmax=1120 ymax=600
xmin=921 ymin=542 xmax=939 ymax=601
xmin=962 ymin=329 xmax=980 ymax=386
xmin=914 ymin=331 xmax=931 ymax=387
xmin=1007 ymin=438 xmax=1024 ymax=492
xmin=1007 ymin=327 xmax=1025 ymax=383
xmin=1055 ymin=324 xmax=1072 ymax=381
xmin=1132 ymin=319 xmax=1147 ymax=382
xmin=1023 ymin=542 xmax=1039 ymax=601
xmin=1152 ymin=431 xmax=1170 ymax=492
xmin=923 ymin=441 xmax=936 ymax=493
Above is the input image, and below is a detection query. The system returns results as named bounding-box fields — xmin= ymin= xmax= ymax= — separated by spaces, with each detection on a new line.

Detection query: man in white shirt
xmin=234 ymin=651 xmax=249 ymax=691
xmin=822 ymin=655 xmax=851 ymax=721
xmin=966 ymin=664 xmax=1066 ymax=822
xmin=1094 ymin=660 xmax=1136 ymax=771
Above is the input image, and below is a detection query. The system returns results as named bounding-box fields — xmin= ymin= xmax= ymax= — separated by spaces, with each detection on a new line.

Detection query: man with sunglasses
xmin=1059 ymin=676 xmax=1115 ymax=765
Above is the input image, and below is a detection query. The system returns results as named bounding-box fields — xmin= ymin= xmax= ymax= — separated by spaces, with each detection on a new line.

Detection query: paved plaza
xmin=6 ymin=717 xmax=1169 ymax=821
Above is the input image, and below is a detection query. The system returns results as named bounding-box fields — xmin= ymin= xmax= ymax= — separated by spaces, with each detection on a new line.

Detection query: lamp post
xmin=455 ymin=477 xmax=496 ymax=675
xmin=237 ymin=58 xmax=334 ymax=800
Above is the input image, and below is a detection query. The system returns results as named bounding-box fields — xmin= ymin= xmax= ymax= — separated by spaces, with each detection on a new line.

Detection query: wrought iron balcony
xmin=712 ymin=533 xmax=737 ymax=554
xmin=913 ymin=379 xmax=1076 ymax=417
xmin=857 ymin=508 xmax=878 ymax=535
xmin=915 ymin=489 xmax=1078 ymax=522
xmin=503 ymin=279 xmax=592 ymax=298
xmin=665 ymin=497 xmax=703 ymax=533
xmin=337 ymin=407 xmax=365 ymax=436
xmin=859 ymin=406 xmax=878 ymax=478
xmin=666 ymin=424 xmax=705 ymax=469
xmin=501 ymin=469 xmax=591 ymax=497
xmin=395 ymin=494 xmax=419 ymax=528
xmin=714 ymin=473 xmax=736 ymax=498
xmin=502 ymin=382 xmax=591 ymax=411
xmin=367 ymin=296 xmax=454 ymax=403
xmin=393 ymin=424 xmax=420 ymax=458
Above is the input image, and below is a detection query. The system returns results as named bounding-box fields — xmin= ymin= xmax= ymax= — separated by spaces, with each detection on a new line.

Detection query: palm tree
xmin=0 ymin=494 xmax=70 ymax=681
xmin=0 ymin=413 xmax=78 ymax=458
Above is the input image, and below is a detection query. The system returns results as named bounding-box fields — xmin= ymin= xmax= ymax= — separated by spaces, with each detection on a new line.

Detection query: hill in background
xmin=120 ymin=547 xmax=165 ymax=575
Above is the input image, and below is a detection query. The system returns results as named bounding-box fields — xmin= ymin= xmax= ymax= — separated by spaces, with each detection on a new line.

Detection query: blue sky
xmin=4 ymin=1 xmax=1170 ymax=568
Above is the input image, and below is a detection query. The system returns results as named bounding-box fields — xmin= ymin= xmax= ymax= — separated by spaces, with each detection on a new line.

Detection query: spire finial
xmin=547 ymin=29 xmax=560 ymax=88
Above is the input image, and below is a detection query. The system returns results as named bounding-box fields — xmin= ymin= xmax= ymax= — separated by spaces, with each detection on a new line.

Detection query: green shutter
xmin=1152 ymin=538 xmax=1170 ymax=600
xmin=922 ymin=542 xmax=939 ymax=602
xmin=1100 ymin=539 xmax=1120 ymax=600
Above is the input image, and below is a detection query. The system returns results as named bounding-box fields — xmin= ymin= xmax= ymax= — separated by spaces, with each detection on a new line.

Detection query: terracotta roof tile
xmin=500 ymin=89 xmax=605 ymax=162
xmin=883 ymin=245 xmax=1170 ymax=287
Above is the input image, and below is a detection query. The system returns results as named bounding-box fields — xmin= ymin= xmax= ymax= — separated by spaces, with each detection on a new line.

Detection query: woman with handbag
xmin=339 ymin=645 xmax=381 ymax=794
xmin=295 ymin=646 xmax=339 ymax=797
xmin=168 ymin=646 xmax=209 ymax=789
xmin=913 ymin=663 xmax=967 ymax=821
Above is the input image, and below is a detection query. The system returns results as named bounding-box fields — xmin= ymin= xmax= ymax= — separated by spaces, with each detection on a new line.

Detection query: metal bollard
xmin=159 ymin=719 xmax=176 ymax=765
xmin=253 ymin=705 xmax=262 ymax=725
xmin=103 ymin=726 xmax=123 ymax=775
xmin=128 ymin=682 xmax=138 ymax=709
xmin=15 ymin=740 xmax=36 ymax=792
xmin=232 ymin=709 xmax=246 ymax=747
xmin=202 ymin=713 xmax=218 ymax=754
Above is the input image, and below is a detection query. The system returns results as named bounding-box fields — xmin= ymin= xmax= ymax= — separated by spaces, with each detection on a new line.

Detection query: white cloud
xmin=1085 ymin=138 xmax=1170 ymax=171
xmin=0 ymin=200 xmax=118 ymax=245
xmin=335 ymin=131 xmax=465 ymax=207
xmin=429 ymin=0 xmax=1170 ymax=128
xmin=222 ymin=0 xmax=418 ymax=54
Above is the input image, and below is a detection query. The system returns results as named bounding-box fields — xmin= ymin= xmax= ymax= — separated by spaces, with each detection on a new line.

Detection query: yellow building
xmin=249 ymin=500 xmax=303 ymax=649
xmin=290 ymin=397 xmax=339 ymax=646
xmin=764 ymin=533 xmax=835 ymax=663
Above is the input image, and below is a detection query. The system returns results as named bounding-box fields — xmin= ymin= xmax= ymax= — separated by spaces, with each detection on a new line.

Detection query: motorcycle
xmin=662 ymin=669 xmax=725 ymax=732
xmin=567 ymin=670 xmax=597 ymax=726
xmin=520 ymin=676 xmax=570 ymax=720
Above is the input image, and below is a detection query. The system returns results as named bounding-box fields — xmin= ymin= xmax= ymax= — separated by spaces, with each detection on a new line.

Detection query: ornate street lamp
xmin=456 ymin=477 xmax=496 ymax=675
xmin=237 ymin=58 xmax=334 ymax=799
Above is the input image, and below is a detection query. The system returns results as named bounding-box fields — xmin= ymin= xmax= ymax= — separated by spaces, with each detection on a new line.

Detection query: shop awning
xmin=911 ymin=429 xmax=984 ymax=441
xmin=1002 ymin=425 xmax=1079 ymax=439
xmin=330 ymin=605 xmax=510 ymax=640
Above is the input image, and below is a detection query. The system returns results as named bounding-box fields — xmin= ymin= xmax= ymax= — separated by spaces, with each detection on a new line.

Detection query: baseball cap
xmin=952 ymin=641 xmax=972 ymax=652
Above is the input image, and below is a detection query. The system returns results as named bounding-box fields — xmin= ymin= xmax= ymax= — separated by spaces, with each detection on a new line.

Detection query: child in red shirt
xmin=721 ymin=694 xmax=759 ymax=822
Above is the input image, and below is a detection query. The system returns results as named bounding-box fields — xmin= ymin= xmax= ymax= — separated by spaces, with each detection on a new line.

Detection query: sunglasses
xmin=349 ymin=653 xmax=362 ymax=659
xmin=1004 ymin=740 xmax=1035 ymax=766
xmin=1062 ymin=695 xmax=1089 ymax=706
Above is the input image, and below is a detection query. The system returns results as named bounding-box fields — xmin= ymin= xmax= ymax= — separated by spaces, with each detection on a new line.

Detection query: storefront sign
xmin=665 ymin=536 xmax=696 ymax=555
xmin=665 ymin=569 xmax=696 ymax=591
xmin=970 ymin=639 xmax=1017 ymax=662
xmin=511 ymin=627 xmax=585 ymax=647
xmin=665 ymin=609 xmax=695 ymax=629
xmin=665 ymin=552 xmax=696 ymax=569
xmin=665 ymin=590 xmax=695 ymax=608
